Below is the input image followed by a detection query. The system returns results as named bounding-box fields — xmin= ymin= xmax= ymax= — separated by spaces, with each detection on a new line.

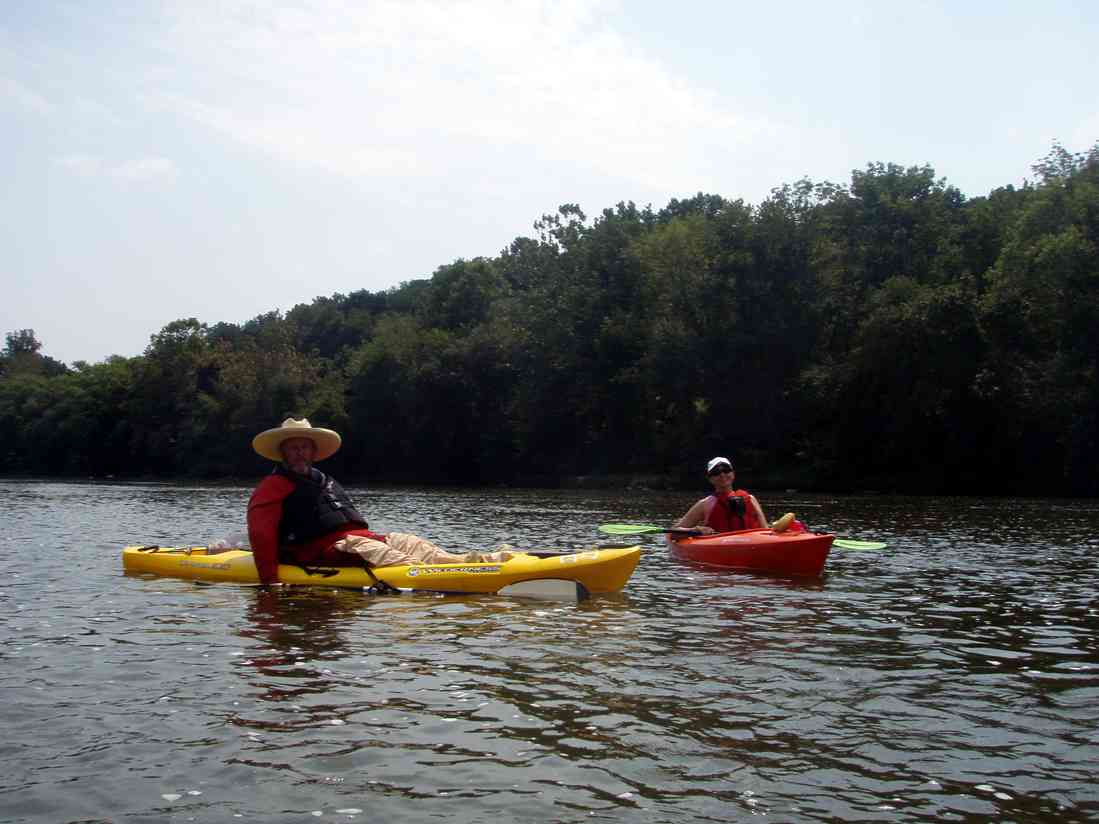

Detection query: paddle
xmin=597 ymin=523 xmax=887 ymax=549
xmin=598 ymin=523 xmax=702 ymax=536
xmin=832 ymin=538 xmax=888 ymax=550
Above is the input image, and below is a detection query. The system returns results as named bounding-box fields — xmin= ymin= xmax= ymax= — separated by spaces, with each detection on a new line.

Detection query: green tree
xmin=980 ymin=142 xmax=1099 ymax=492
xmin=418 ymin=258 xmax=508 ymax=332
xmin=1 ymin=329 xmax=68 ymax=378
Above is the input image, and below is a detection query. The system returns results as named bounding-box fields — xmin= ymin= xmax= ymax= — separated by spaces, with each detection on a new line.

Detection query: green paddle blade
xmin=598 ymin=523 xmax=667 ymax=535
xmin=833 ymin=538 xmax=888 ymax=550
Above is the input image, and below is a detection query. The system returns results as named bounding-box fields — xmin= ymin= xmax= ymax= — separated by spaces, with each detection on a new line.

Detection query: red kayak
xmin=669 ymin=528 xmax=834 ymax=577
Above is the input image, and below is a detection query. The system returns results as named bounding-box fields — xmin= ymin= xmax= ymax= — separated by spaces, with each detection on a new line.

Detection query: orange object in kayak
xmin=668 ymin=528 xmax=834 ymax=577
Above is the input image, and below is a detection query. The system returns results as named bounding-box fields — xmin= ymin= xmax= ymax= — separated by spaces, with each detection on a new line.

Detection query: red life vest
xmin=703 ymin=490 xmax=763 ymax=532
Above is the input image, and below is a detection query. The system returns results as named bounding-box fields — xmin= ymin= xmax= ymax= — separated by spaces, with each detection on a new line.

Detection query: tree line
xmin=3 ymin=143 xmax=1097 ymax=495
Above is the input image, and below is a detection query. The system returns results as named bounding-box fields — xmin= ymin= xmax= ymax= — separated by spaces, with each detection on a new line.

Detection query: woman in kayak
xmin=246 ymin=417 xmax=511 ymax=586
xmin=673 ymin=456 xmax=792 ymax=535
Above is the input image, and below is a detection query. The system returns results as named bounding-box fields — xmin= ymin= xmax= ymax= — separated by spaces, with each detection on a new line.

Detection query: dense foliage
xmin=3 ymin=144 xmax=1097 ymax=494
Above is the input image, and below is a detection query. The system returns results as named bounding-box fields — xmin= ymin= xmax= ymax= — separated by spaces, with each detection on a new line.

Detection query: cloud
xmin=113 ymin=157 xmax=180 ymax=183
xmin=71 ymin=98 xmax=128 ymax=127
xmin=55 ymin=153 xmax=180 ymax=183
xmin=143 ymin=0 xmax=780 ymax=195
xmin=1 ymin=75 xmax=53 ymax=113
xmin=55 ymin=153 xmax=103 ymax=176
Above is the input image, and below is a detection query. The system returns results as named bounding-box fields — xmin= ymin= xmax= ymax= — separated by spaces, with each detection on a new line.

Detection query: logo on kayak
xmin=180 ymin=559 xmax=231 ymax=571
xmin=558 ymin=551 xmax=599 ymax=565
xmin=408 ymin=565 xmax=501 ymax=576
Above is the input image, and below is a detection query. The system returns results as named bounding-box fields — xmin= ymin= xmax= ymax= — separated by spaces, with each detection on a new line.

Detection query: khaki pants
xmin=329 ymin=532 xmax=512 ymax=568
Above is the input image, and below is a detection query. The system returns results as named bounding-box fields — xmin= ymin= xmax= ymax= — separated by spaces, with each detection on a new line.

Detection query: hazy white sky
xmin=3 ymin=0 xmax=1097 ymax=365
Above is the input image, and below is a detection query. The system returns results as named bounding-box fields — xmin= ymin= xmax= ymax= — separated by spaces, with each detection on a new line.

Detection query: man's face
xmin=280 ymin=437 xmax=317 ymax=474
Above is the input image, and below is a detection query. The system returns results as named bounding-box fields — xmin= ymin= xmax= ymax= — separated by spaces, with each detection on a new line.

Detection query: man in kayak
xmin=673 ymin=456 xmax=794 ymax=535
xmin=246 ymin=417 xmax=511 ymax=586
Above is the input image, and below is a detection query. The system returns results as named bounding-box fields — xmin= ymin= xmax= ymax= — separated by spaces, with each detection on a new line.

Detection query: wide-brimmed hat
xmin=252 ymin=417 xmax=342 ymax=462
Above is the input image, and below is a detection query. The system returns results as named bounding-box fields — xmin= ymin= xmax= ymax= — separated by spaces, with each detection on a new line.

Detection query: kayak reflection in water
xmin=244 ymin=417 xmax=512 ymax=586
xmin=672 ymin=456 xmax=794 ymax=536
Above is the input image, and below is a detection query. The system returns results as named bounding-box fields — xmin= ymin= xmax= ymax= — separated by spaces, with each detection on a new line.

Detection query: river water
xmin=1 ymin=479 xmax=1098 ymax=823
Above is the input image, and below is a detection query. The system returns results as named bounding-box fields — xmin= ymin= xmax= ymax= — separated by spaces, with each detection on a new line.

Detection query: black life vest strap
xmin=293 ymin=561 xmax=401 ymax=595
xmin=361 ymin=564 xmax=402 ymax=595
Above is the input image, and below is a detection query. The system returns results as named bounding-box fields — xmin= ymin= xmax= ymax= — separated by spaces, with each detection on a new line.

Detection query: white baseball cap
xmin=706 ymin=456 xmax=733 ymax=473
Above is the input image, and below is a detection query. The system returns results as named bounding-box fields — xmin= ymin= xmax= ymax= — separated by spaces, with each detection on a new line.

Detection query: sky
xmin=3 ymin=0 xmax=1097 ymax=366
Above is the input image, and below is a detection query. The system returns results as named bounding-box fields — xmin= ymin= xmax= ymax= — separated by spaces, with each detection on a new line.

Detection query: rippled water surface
xmin=2 ymin=480 xmax=1098 ymax=823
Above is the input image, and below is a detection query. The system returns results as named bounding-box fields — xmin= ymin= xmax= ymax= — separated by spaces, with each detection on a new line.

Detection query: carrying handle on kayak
xmin=298 ymin=565 xmax=341 ymax=578
xmin=294 ymin=562 xmax=402 ymax=594
xmin=135 ymin=545 xmax=201 ymax=554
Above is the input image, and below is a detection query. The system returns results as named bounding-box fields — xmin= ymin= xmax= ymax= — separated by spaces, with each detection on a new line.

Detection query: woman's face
xmin=707 ymin=463 xmax=734 ymax=491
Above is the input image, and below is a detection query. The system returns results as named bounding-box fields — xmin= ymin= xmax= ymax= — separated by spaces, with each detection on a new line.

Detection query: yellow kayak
xmin=122 ymin=544 xmax=641 ymax=598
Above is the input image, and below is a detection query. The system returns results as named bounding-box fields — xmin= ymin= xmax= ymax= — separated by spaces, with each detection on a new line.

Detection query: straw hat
xmin=252 ymin=417 xmax=342 ymax=462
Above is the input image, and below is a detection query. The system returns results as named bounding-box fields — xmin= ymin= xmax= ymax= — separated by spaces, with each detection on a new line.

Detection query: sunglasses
xmin=708 ymin=465 xmax=733 ymax=476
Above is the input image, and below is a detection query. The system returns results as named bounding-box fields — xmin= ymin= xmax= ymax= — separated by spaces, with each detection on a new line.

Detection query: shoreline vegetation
xmin=0 ymin=470 xmax=776 ymax=492
xmin=3 ymin=144 xmax=1098 ymax=497
xmin=0 ymin=471 xmax=1002 ymax=497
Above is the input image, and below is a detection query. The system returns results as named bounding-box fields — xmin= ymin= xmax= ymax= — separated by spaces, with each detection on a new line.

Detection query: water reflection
xmin=237 ymin=589 xmax=362 ymax=678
